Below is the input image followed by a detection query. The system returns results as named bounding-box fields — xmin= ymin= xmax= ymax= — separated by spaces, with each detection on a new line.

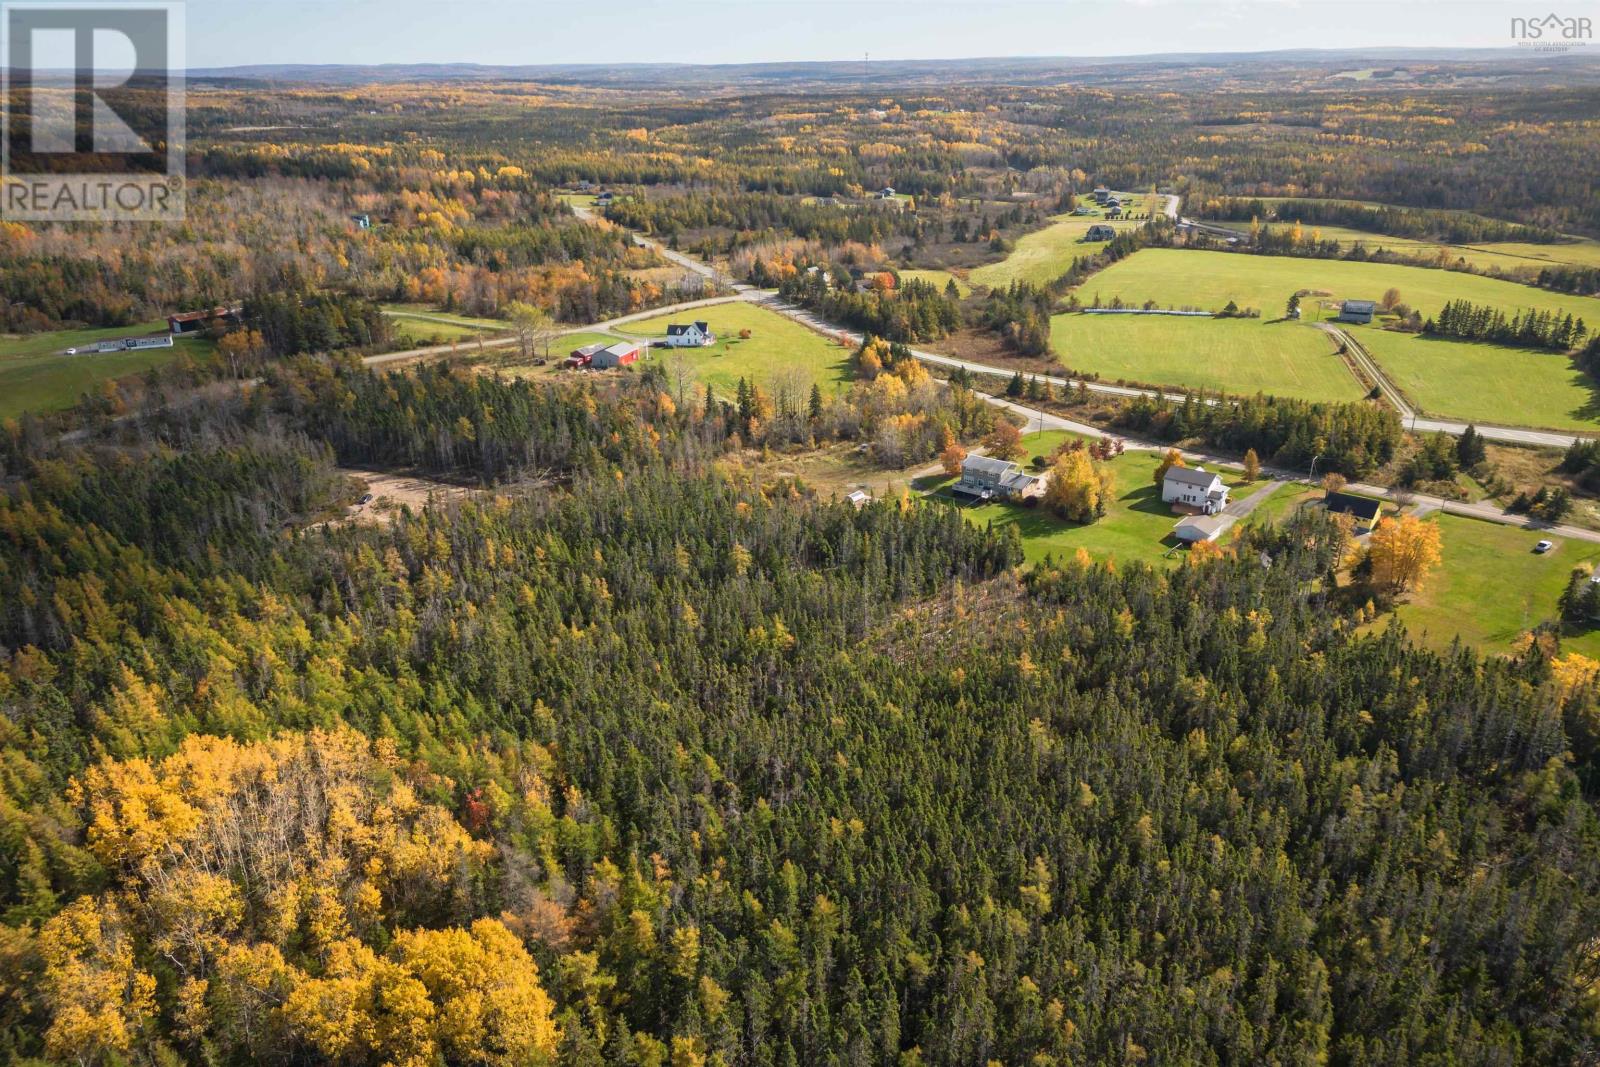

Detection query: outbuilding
xmin=1338 ymin=299 xmax=1376 ymax=324
xmin=1173 ymin=514 xmax=1235 ymax=543
xmin=590 ymin=341 xmax=641 ymax=369
xmin=1323 ymin=491 xmax=1382 ymax=533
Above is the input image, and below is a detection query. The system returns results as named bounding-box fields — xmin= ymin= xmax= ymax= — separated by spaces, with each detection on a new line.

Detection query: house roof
xmin=1324 ymin=491 xmax=1381 ymax=522
xmin=1164 ymin=465 xmax=1222 ymax=490
xmin=168 ymin=306 xmax=241 ymax=323
xmin=601 ymin=341 xmax=639 ymax=358
xmin=1174 ymin=514 xmax=1234 ymax=542
xmin=962 ymin=454 xmax=1021 ymax=478
xmin=1342 ymin=299 xmax=1376 ymax=312
xmin=665 ymin=321 xmax=710 ymax=336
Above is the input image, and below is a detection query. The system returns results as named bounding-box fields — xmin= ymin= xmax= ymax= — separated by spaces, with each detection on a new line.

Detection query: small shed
xmin=1338 ymin=299 xmax=1376 ymax=324
xmin=591 ymin=341 xmax=641 ymax=369
xmin=1323 ymin=491 xmax=1382 ymax=532
xmin=1174 ymin=514 xmax=1235 ymax=543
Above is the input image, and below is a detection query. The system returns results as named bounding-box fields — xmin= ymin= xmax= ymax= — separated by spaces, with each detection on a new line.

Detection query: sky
xmin=183 ymin=0 xmax=1580 ymax=68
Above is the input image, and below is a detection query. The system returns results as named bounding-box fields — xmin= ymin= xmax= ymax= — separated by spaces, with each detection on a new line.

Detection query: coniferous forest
xmin=2 ymin=353 xmax=1599 ymax=1066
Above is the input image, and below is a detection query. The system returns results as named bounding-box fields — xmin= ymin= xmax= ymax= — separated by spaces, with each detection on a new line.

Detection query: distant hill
xmin=186 ymin=49 xmax=1600 ymax=90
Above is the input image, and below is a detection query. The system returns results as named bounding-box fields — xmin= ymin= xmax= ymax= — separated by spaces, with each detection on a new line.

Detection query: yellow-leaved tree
xmin=1044 ymin=449 xmax=1116 ymax=523
xmin=37 ymin=896 xmax=157 ymax=1065
xmin=1365 ymin=515 xmax=1443 ymax=594
xmin=1153 ymin=448 xmax=1185 ymax=486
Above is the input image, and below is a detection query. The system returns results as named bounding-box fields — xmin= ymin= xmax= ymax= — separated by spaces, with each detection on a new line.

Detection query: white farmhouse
xmin=1162 ymin=465 xmax=1230 ymax=515
xmin=663 ymin=320 xmax=715 ymax=347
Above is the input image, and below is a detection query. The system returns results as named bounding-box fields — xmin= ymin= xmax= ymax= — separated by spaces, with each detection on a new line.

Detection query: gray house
xmin=954 ymin=454 xmax=1040 ymax=501
xmin=1085 ymin=224 xmax=1117 ymax=241
xmin=1338 ymin=299 xmax=1376 ymax=324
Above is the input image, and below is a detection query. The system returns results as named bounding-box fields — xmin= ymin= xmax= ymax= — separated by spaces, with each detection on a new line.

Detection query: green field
xmin=388 ymin=317 xmax=500 ymax=344
xmin=616 ymin=302 xmax=852 ymax=394
xmin=1382 ymin=513 xmax=1600 ymax=658
xmin=1082 ymin=248 xmax=1600 ymax=324
xmin=1261 ymin=223 xmax=1600 ymax=277
xmin=0 ymin=322 xmax=207 ymax=420
xmin=1234 ymin=198 xmax=1600 ymax=274
xmin=1357 ymin=330 xmax=1600 ymax=431
xmin=935 ymin=433 xmax=1252 ymax=566
xmin=970 ymin=206 xmax=1147 ymax=289
xmin=1051 ymin=314 xmax=1363 ymax=402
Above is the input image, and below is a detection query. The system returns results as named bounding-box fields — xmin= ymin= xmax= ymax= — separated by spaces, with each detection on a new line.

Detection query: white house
xmin=1162 ymin=465 xmax=1230 ymax=514
xmin=663 ymin=321 xmax=715 ymax=347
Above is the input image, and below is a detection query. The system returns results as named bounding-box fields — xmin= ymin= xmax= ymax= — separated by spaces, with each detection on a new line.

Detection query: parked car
xmin=1534 ymin=540 xmax=1554 ymax=553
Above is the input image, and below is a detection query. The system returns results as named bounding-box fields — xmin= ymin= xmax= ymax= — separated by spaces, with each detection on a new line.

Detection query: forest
xmin=2 ymin=347 xmax=1599 ymax=1066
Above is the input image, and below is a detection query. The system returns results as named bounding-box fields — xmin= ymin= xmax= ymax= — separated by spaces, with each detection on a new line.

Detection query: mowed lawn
xmin=1050 ymin=314 xmax=1363 ymax=402
xmin=1382 ymin=513 xmax=1600 ymax=659
xmin=934 ymin=432 xmax=1254 ymax=567
xmin=0 ymin=322 xmax=207 ymax=420
xmin=618 ymin=302 xmax=852 ymax=394
xmin=1082 ymin=248 xmax=1600 ymax=324
xmin=970 ymin=210 xmax=1144 ymax=289
xmin=1357 ymin=330 xmax=1600 ymax=431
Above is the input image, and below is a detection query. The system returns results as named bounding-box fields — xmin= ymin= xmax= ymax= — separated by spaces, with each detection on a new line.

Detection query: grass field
xmin=1357 ymin=330 xmax=1600 ymax=431
xmin=388 ymin=318 xmax=499 ymax=344
xmin=0 ymin=322 xmax=207 ymax=420
xmin=969 ymin=203 xmax=1150 ymax=289
xmin=1381 ymin=513 xmax=1600 ymax=658
xmin=1259 ymin=223 xmax=1600 ymax=277
xmin=616 ymin=302 xmax=852 ymax=394
xmin=932 ymin=433 xmax=1252 ymax=567
xmin=1050 ymin=314 xmax=1363 ymax=402
xmin=1082 ymin=248 xmax=1600 ymax=324
xmin=1234 ymin=198 xmax=1600 ymax=273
